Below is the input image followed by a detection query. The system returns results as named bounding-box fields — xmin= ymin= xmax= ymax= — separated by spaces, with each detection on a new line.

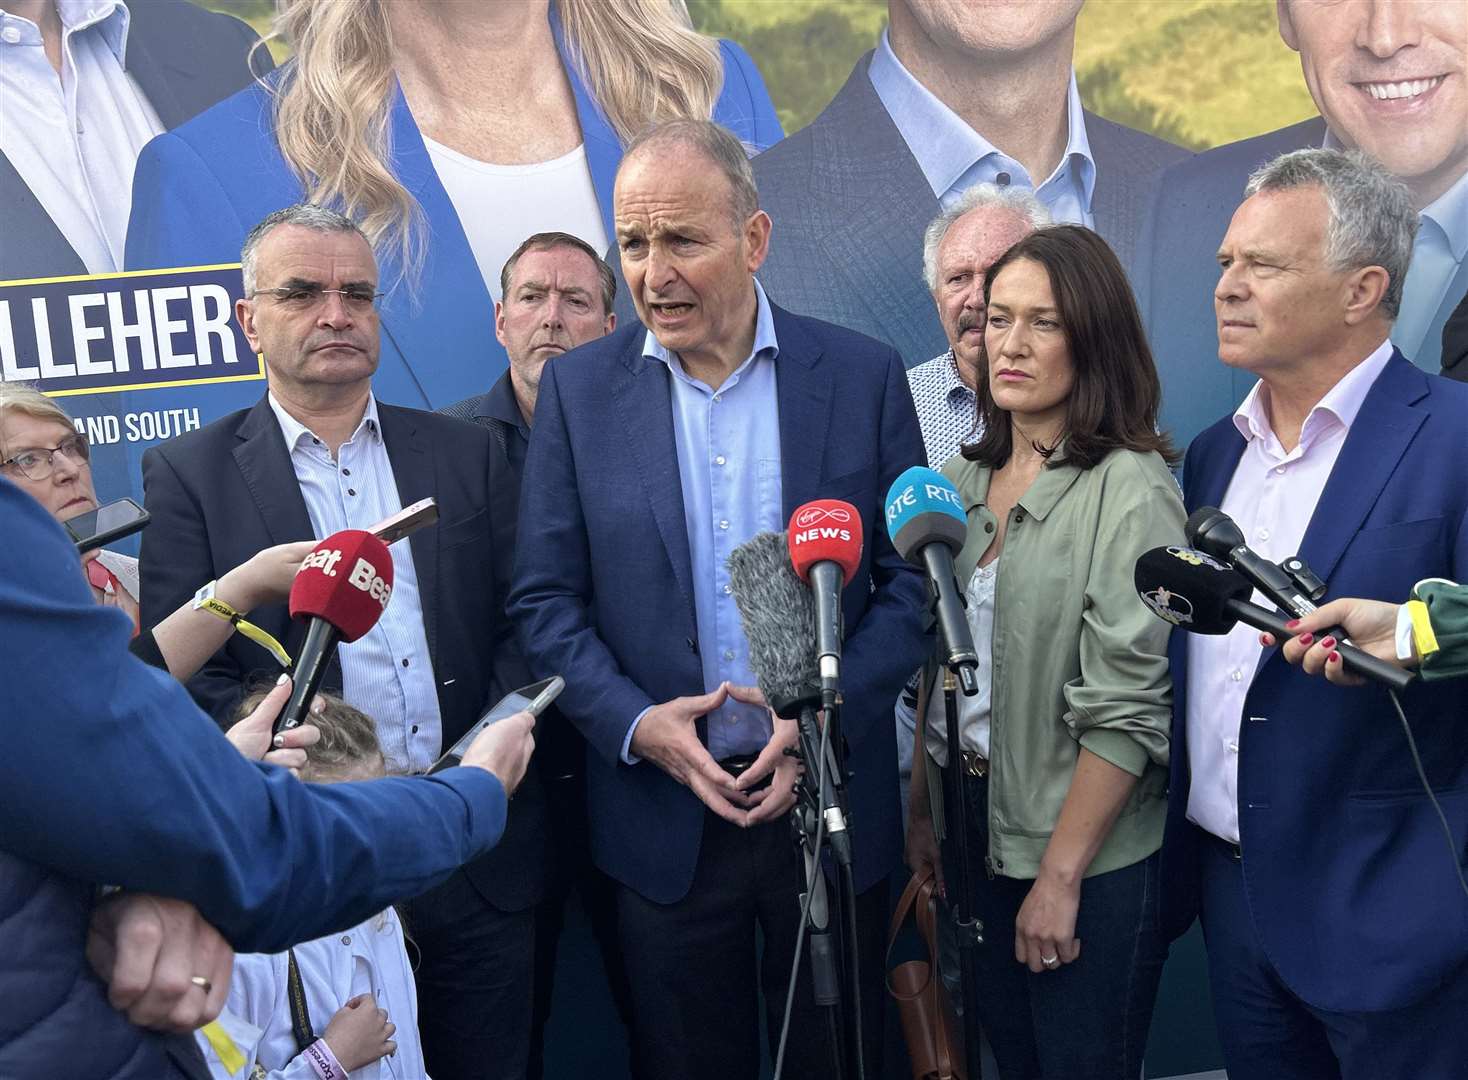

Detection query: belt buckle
xmin=962 ymin=751 xmax=988 ymax=778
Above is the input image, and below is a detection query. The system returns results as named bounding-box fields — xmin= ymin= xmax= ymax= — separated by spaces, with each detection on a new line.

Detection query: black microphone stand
xmin=776 ymin=688 xmax=865 ymax=1080
xmin=932 ymin=627 xmax=985 ymax=1077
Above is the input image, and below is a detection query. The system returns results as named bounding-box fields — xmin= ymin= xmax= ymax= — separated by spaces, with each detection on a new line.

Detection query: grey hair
xmin=621 ymin=118 xmax=759 ymax=227
xmin=239 ymin=203 xmax=372 ymax=294
xmin=1244 ymin=148 xmax=1417 ymax=317
xmin=922 ymin=184 xmax=1050 ymax=291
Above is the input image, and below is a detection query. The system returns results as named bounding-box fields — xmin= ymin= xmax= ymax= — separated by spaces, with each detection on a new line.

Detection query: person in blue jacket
xmin=112 ymin=0 xmax=781 ymax=508
xmin=0 ymin=475 xmax=534 ymax=1080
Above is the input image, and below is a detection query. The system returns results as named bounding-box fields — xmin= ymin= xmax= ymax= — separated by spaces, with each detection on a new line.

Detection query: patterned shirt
xmin=906 ymin=350 xmax=980 ymax=470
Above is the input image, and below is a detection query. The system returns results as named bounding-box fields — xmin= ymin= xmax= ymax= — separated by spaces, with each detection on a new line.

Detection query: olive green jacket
xmin=920 ymin=448 xmax=1185 ymax=880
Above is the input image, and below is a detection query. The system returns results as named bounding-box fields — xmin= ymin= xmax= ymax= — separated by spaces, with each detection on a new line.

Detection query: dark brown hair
xmin=962 ymin=225 xmax=1179 ymax=470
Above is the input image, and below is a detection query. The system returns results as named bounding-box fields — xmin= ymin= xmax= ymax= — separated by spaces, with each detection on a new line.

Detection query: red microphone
xmin=787 ymin=500 xmax=864 ymax=689
xmin=275 ymin=530 xmax=395 ymax=735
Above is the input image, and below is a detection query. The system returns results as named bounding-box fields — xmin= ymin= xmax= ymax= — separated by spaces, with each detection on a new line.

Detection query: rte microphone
xmin=884 ymin=466 xmax=978 ymax=695
xmin=275 ymin=530 xmax=396 ymax=735
xmin=1134 ymin=545 xmax=1413 ymax=691
xmin=787 ymin=499 xmax=863 ymax=696
xmin=1185 ymin=506 xmax=1414 ymax=691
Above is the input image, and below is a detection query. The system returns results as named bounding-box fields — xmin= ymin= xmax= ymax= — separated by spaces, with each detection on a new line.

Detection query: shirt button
xmin=1 ymin=27 xmax=21 ymax=43
xmin=347 ymin=488 xmax=357 ymax=497
xmin=718 ymin=519 xmax=730 ymax=530
xmin=723 ymin=648 xmax=735 ymax=661
xmin=411 ymin=724 xmax=419 ymax=734
xmin=715 ymin=455 xmax=726 ymax=466
xmin=1230 ymin=669 xmax=1242 ymax=682
xmin=1256 ymin=528 xmax=1270 ymax=542
xmin=723 ymin=583 xmax=732 ymax=595
xmin=995 ymin=171 xmax=1011 ymax=186
xmin=713 ymin=394 xmax=722 ymax=403
xmin=341 ymin=935 xmax=351 ymax=946
xmin=1273 ymin=466 xmax=1285 ymax=476
xmin=342 ymin=467 xmax=351 ymax=476
xmin=401 ymin=658 xmax=409 ymax=667
xmin=1228 ymin=741 xmax=1239 ymax=753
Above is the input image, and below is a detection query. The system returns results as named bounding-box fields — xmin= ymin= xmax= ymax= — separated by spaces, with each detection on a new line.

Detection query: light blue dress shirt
xmin=0 ymin=0 xmax=163 ymax=272
xmin=267 ymin=393 xmax=444 ymax=773
xmin=867 ymin=28 xmax=1096 ymax=225
xmin=1322 ymin=132 xmax=1467 ymax=364
xmin=621 ymin=280 xmax=783 ymax=763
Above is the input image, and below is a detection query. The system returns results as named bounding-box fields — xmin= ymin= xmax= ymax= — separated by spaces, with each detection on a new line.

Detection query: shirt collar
xmin=867 ymin=28 xmax=1095 ymax=206
xmin=642 ymin=277 xmax=780 ymax=379
xmin=939 ymin=351 xmax=975 ymax=403
xmin=268 ymin=391 xmax=382 ymax=453
xmin=1324 ymin=128 xmax=1468 ymax=262
xmin=1232 ymin=337 xmax=1395 ymax=449
xmin=50 ymin=0 xmax=128 ymax=60
xmin=478 ymin=368 xmax=532 ymax=441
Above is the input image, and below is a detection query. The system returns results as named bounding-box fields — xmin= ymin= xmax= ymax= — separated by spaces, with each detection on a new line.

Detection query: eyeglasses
xmin=1 ymin=432 xmax=90 ymax=481
xmin=249 ymin=285 xmax=384 ymax=311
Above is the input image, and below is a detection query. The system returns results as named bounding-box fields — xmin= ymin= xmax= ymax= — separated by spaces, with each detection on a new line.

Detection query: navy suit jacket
xmin=138 ymin=396 xmax=548 ymax=912
xmin=0 ymin=0 xmax=269 ymax=281
xmin=749 ymin=55 xmax=1190 ymax=369
xmin=509 ymin=303 xmax=928 ymax=903
xmin=1162 ymin=351 xmax=1468 ymax=1014
xmin=1141 ymin=119 xmax=1468 ymax=444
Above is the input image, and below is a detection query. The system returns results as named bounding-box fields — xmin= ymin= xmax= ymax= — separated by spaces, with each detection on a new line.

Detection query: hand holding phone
xmin=427 ymin=677 xmax=563 ymax=777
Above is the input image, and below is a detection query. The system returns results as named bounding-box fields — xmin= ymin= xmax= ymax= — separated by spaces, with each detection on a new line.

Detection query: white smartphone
xmin=426 ymin=676 xmax=565 ymax=774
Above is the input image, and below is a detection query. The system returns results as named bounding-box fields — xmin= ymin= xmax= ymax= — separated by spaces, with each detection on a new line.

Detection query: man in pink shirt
xmin=1164 ymin=147 xmax=1468 ymax=1080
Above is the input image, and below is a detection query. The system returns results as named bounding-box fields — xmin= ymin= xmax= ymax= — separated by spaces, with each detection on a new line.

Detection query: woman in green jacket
xmin=904 ymin=225 xmax=1185 ymax=1079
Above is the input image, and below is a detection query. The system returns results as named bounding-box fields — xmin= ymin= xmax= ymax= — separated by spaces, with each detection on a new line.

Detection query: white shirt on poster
xmin=424 ymin=137 xmax=610 ymax=301
xmin=1185 ymin=338 xmax=1395 ymax=845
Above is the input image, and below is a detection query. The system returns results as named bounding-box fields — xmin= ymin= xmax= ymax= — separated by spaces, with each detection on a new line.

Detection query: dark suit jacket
xmin=747 ymin=55 xmax=1189 ymax=369
xmin=1162 ymin=351 xmax=1468 ymax=1013
xmin=1141 ymin=118 xmax=1468 ymax=443
xmin=509 ymin=303 xmax=928 ymax=903
xmin=1444 ymin=287 xmax=1468 ymax=382
xmin=0 ymin=0 xmax=269 ymax=281
xmin=138 ymin=396 xmax=547 ymax=912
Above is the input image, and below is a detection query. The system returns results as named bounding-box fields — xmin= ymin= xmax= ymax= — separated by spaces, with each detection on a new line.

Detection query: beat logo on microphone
xmin=289 ymin=529 xmax=396 ymax=641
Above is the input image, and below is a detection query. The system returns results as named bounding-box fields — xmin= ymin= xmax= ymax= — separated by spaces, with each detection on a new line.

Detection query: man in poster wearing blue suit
xmin=753 ymin=0 xmax=1188 ymax=369
xmin=1165 ymin=148 xmax=1468 ymax=1079
xmin=1145 ymin=0 xmax=1467 ymax=441
xmin=510 ymin=119 xmax=927 ymax=1080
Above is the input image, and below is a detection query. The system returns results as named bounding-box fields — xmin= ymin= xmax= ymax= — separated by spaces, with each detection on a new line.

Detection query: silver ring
xmin=190 ymin=975 xmax=213 ymax=993
xmin=1040 ymin=955 xmax=1059 ymax=967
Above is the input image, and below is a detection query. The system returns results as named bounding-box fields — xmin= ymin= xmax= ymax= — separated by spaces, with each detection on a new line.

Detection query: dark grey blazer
xmin=1141 ymin=117 xmax=1468 ymax=442
xmin=749 ymin=54 xmax=1191 ymax=369
xmin=0 ymin=0 xmax=270 ymax=280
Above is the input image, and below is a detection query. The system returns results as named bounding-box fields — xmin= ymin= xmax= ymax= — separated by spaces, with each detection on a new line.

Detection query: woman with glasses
xmin=0 ymin=385 xmax=139 ymax=628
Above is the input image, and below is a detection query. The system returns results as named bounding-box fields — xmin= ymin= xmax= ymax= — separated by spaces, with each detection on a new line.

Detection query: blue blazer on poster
xmin=102 ymin=12 xmax=780 ymax=506
xmin=1160 ymin=350 xmax=1468 ymax=1014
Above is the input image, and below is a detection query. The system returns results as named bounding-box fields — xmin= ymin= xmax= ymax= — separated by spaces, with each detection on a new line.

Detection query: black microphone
xmin=1134 ymin=545 xmax=1414 ymax=690
xmin=884 ymin=467 xmax=978 ymax=694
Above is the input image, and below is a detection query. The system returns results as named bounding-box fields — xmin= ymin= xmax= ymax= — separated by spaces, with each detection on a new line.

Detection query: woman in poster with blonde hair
xmin=125 ymin=0 xmax=781 ymax=409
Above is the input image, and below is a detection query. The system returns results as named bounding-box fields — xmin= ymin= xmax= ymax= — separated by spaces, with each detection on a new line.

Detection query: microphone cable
xmin=1387 ymin=687 xmax=1468 ymax=901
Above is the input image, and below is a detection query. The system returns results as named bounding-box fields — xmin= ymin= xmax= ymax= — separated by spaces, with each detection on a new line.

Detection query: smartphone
xmin=427 ymin=676 xmax=565 ymax=775
xmin=368 ymin=497 xmax=438 ymax=545
xmin=63 ymin=497 xmax=151 ymax=553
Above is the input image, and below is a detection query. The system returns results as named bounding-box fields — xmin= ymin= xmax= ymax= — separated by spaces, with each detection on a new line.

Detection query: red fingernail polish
xmin=1328 ymin=652 xmax=1341 ymax=664
xmin=1285 ymin=619 xmax=1301 ymax=630
xmin=1320 ymin=637 xmax=1336 ymax=649
xmin=1299 ymin=633 xmax=1314 ymax=646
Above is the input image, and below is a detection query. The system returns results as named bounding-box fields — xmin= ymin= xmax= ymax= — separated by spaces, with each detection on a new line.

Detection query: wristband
xmin=301 ymin=1039 xmax=345 ymax=1080
xmin=1404 ymin=599 xmax=1438 ymax=662
xmin=192 ymin=580 xmax=293 ymax=667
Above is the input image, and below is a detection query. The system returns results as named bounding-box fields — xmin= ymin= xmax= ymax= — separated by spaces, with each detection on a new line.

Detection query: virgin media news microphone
xmin=1184 ymin=506 xmax=1414 ymax=690
xmin=787 ymin=499 xmax=863 ymax=693
xmin=275 ymin=530 xmax=396 ymax=735
xmin=884 ymin=466 xmax=978 ymax=694
xmin=1134 ymin=545 xmax=1413 ymax=691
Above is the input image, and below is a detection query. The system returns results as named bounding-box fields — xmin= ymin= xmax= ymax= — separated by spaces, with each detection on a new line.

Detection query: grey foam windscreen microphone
xmin=726 ymin=530 xmax=819 ymax=716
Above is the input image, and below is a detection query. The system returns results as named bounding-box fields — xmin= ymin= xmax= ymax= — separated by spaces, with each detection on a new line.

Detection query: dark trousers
xmin=1198 ymin=831 xmax=1468 ymax=1080
xmin=403 ymin=868 xmax=535 ymax=1080
xmin=528 ymin=770 xmax=635 ymax=1080
xmin=616 ymin=809 xmax=847 ymax=1080
xmin=951 ymin=773 xmax=1166 ymax=1080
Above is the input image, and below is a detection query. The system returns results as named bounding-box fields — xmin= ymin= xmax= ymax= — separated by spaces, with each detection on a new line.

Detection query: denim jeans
xmin=945 ymin=772 xmax=1167 ymax=1080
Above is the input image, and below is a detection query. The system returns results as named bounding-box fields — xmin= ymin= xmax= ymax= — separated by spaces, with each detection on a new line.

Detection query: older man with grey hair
xmin=139 ymin=202 xmax=548 ymax=1080
xmin=1165 ymin=147 xmax=1468 ymax=1080
xmin=908 ymin=183 xmax=1050 ymax=471
xmin=511 ymin=118 xmax=927 ymax=1080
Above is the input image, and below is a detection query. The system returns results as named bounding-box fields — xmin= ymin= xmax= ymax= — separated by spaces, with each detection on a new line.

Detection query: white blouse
xmin=921 ymin=561 xmax=997 ymax=767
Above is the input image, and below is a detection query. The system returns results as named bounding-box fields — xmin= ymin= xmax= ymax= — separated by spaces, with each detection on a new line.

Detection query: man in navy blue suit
xmin=1143 ymin=0 xmax=1467 ymax=440
xmin=1166 ymin=148 xmax=1468 ymax=1079
xmin=510 ymin=119 xmax=927 ymax=1079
